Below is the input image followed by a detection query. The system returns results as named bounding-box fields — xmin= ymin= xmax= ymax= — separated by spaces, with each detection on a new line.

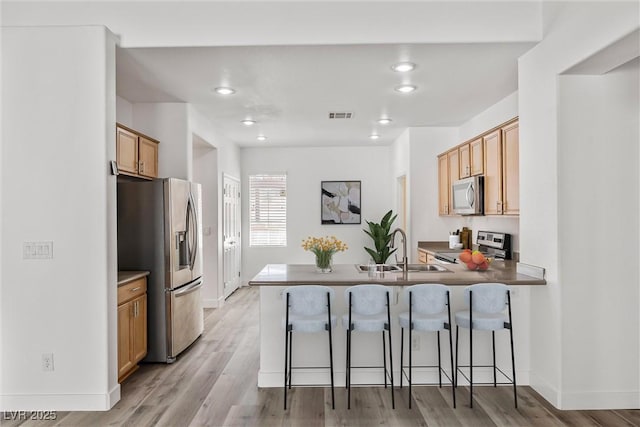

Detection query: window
xmin=249 ymin=174 xmax=287 ymax=247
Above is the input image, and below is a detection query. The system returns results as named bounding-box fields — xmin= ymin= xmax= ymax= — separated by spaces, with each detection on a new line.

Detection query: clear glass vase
xmin=315 ymin=252 xmax=333 ymax=273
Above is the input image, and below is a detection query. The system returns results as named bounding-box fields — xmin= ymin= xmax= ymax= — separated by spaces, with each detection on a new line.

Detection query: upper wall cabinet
xmin=437 ymin=117 xmax=519 ymax=217
xmin=116 ymin=124 xmax=159 ymax=179
xmin=437 ymin=149 xmax=460 ymax=216
xmin=501 ymin=120 xmax=519 ymax=215
xmin=459 ymin=138 xmax=483 ymax=178
xmin=484 ymin=119 xmax=519 ymax=215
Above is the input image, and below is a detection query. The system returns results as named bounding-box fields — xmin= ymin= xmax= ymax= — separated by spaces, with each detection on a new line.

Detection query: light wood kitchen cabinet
xmin=437 ymin=117 xmax=518 ymax=217
xmin=116 ymin=124 xmax=159 ymax=179
xmin=483 ymin=119 xmax=519 ymax=215
xmin=438 ymin=149 xmax=459 ymax=216
xmin=483 ymin=129 xmax=502 ymax=215
xmin=438 ymin=153 xmax=450 ymax=215
xmin=460 ymin=138 xmax=483 ymax=179
xmin=117 ymin=276 xmax=147 ymax=383
xmin=501 ymin=120 xmax=519 ymax=215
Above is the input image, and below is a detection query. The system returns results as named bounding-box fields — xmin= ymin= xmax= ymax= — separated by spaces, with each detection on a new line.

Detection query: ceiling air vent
xmin=328 ymin=112 xmax=354 ymax=119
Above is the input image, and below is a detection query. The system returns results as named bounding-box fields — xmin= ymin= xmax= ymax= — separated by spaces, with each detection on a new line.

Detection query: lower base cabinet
xmin=117 ymin=276 xmax=148 ymax=383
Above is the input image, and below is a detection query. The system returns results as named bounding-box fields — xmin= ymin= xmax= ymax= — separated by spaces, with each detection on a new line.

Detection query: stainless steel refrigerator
xmin=117 ymin=177 xmax=204 ymax=363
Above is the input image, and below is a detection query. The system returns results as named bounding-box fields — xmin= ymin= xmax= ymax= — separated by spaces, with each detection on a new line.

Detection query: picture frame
xmin=321 ymin=180 xmax=361 ymax=224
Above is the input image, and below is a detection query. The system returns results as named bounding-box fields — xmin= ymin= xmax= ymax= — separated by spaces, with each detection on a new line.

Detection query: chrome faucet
xmin=390 ymin=228 xmax=408 ymax=273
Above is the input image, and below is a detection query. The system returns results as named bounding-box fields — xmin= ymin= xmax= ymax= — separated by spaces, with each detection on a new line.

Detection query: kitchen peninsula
xmin=249 ymin=263 xmax=544 ymax=388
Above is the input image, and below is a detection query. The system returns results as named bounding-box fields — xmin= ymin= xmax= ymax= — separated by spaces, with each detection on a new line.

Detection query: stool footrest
xmin=455 ymin=365 xmax=515 ymax=384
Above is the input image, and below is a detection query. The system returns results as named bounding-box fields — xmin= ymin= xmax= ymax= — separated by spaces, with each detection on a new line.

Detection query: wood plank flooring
xmin=2 ymin=286 xmax=638 ymax=427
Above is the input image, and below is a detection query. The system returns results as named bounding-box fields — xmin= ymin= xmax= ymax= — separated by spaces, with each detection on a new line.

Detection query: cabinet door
xmin=138 ymin=137 xmax=158 ymax=178
xmin=483 ymin=130 xmax=502 ymax=215
xmin=502 ymin=121 xmax=519 ymax=215
xmin=116 ymin=127 xmax=139 ymax=174
xmin=438 ymin=154 xmax=449 ymax=215
xmin=117 ymin=302 xmax=134 ymax=380
xmin=459 ymin=144 xmax=471 ymax=178
xmin=132 ymin=294 xmax=147 ymax=363
xmin=447 ymin=150 xmax=459 ymax=214
xmin=470 ymin=138 xmax=484 ymax=176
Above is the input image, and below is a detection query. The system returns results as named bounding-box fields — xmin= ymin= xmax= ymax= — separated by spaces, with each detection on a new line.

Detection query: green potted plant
xmin=363 ymin=210 xmax=397 ymax=264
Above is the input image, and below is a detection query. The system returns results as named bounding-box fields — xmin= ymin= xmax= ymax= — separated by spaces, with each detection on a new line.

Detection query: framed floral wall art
xmin=321 ymin=180 xmax=361 ymax=224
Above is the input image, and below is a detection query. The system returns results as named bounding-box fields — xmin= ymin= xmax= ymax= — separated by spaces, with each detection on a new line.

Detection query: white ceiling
xmin=117 ymin=42 xmax=535 ymax=147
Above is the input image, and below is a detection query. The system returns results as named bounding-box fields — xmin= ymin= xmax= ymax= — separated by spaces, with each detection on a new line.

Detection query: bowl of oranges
xmin=458 ymin=249 xmax=492 ymax=271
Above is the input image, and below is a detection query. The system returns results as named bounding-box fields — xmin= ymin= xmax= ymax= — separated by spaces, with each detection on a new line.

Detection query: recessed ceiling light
xmin=214 ymin=87 xmax=235 ymax=95
xmin=257 ymin=135 xmax=267 ymax=141
xmin=395 ymin=84 xmax=417 ymax=93
xmin=369 ymin=134 xmax=380 ymax=140
xmin=377 ymin=118 xmax=393 ymax=125
xmin=241 ymin=119 xmax=256 ymax=126
xmin=391 ymin=62 xmax=416 ymax=72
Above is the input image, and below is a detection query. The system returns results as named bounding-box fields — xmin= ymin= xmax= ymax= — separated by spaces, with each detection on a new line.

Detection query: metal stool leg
xmin=492 ymin=331 xmax=497 ymax=387
xmin=386 ymin=292 xmax=395 ymax=409
xmin=437 ymin=331 xmax=442 ymax=387
xmin=455 ymin=325 xmax=459 ymax=388
xmin=507 ymin=291 xmax=517 ymax=408
xmin=400 ymin=328 xmax=404 ymax=389
xmin=469 ymin=291 xmax=473 ymax=408
xmin=284 ymin=293 xmax=290 ymax=410
xmin=327 ymin=293 xmax=335 ymax=410
xmin=382 ymin=330 xmax=387 ymax=388
xmin=288 ymin=330 xmax=293 ymax=389
xmin=446 ymin=292 xmax=456 ymax=408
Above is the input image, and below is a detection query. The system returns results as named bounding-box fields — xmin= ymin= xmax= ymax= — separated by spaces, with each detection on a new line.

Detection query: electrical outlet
xmin=42 ymin=353 xmax=54 ymax=371
xmin=412 ymin=335 xmax=420 ymax=351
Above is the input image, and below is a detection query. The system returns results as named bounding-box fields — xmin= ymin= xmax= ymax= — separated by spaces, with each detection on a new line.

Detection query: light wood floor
xmin=3 ymin=286 xmax=638 ymax=426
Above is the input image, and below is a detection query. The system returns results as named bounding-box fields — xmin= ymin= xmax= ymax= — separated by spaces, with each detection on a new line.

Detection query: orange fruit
xmin=471 ymin=251 xmax=485 ymax=264
xmin=459 ymin=251 xmax=472 ymax=263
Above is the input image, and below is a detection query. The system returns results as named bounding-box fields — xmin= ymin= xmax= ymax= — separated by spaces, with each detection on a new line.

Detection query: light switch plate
xmin=23 ymin=241 xmax=54 ymax=259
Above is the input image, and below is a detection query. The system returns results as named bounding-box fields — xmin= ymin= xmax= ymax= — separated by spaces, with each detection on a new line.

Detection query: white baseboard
xmin=561 ymin=391 xmax=639 ymax=410
xmin=1 ymin=391 xmax=116 ymax=411
xmin=530 ymin=372 xmax=560 ymax=408
xmin=107 ymin=384 xmax=121 ymax=409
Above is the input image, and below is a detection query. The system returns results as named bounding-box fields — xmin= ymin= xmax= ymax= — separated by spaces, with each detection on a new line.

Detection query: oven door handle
xmin=174 ymin=279 xmax=203 ymax=297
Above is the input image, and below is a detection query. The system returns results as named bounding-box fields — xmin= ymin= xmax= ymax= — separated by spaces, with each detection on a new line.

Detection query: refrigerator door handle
xmin=187 ymin=192 xmax=199 ymax=271
xmin=173 ymin=278 xmax=203 ymax=297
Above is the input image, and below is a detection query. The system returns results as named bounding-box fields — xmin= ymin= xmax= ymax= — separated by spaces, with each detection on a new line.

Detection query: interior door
xmin=223 ymin=175 xmax=241 ymax=298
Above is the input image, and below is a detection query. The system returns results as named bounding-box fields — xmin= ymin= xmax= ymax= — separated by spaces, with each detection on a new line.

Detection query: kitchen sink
xmin=401 ymin=264 xmax=449 ymax=272
xmin=355 ymin=263 xmax=449 ymax=273
xmin=354 ymin=264 xmax=402 ymax=272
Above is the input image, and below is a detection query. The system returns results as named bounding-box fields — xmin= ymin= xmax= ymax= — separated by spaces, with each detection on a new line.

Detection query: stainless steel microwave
xmin=452 ymin=176 xmax=484 ymax=215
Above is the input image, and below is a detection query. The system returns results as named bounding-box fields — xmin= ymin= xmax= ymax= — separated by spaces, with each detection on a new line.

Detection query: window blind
xmin=249 ymin=174 xmax=287 ymax=247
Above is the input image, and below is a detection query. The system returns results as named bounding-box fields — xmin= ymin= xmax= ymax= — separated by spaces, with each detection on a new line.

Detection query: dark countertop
xmin=248 ymin=263 xmax=546 ymax=287
xmin=117 ymin=271 xmax=150 ymax=287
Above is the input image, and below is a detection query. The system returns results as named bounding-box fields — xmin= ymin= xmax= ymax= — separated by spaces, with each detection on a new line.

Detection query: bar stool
xmin=454 ymin=283 xmax=517 ymax=408
xmin=283 ymin=285 xmax=336 ymax=410
xmin=342 ymin=285 xmax=394 ymax=409
xmin=398 ymin=284 xmax=456 ymax=408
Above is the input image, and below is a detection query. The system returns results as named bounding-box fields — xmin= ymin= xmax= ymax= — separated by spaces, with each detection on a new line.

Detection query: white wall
xmin=132 ymin=103 xmax=190 ymax=180
xmin=188 ymin=106 xmax=241 ymax=307
xmin=116 ymin=96 xmax=133 ymax=127
xmin=241 ymin=146 xmax=392 ymax=282
xmin=519 ymin=1 xmax=639 ymax=409
xmin=557 ymin=59 xmax=639 ymax=408
xmin=1 ymin=26 xmax=118 ymax=410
